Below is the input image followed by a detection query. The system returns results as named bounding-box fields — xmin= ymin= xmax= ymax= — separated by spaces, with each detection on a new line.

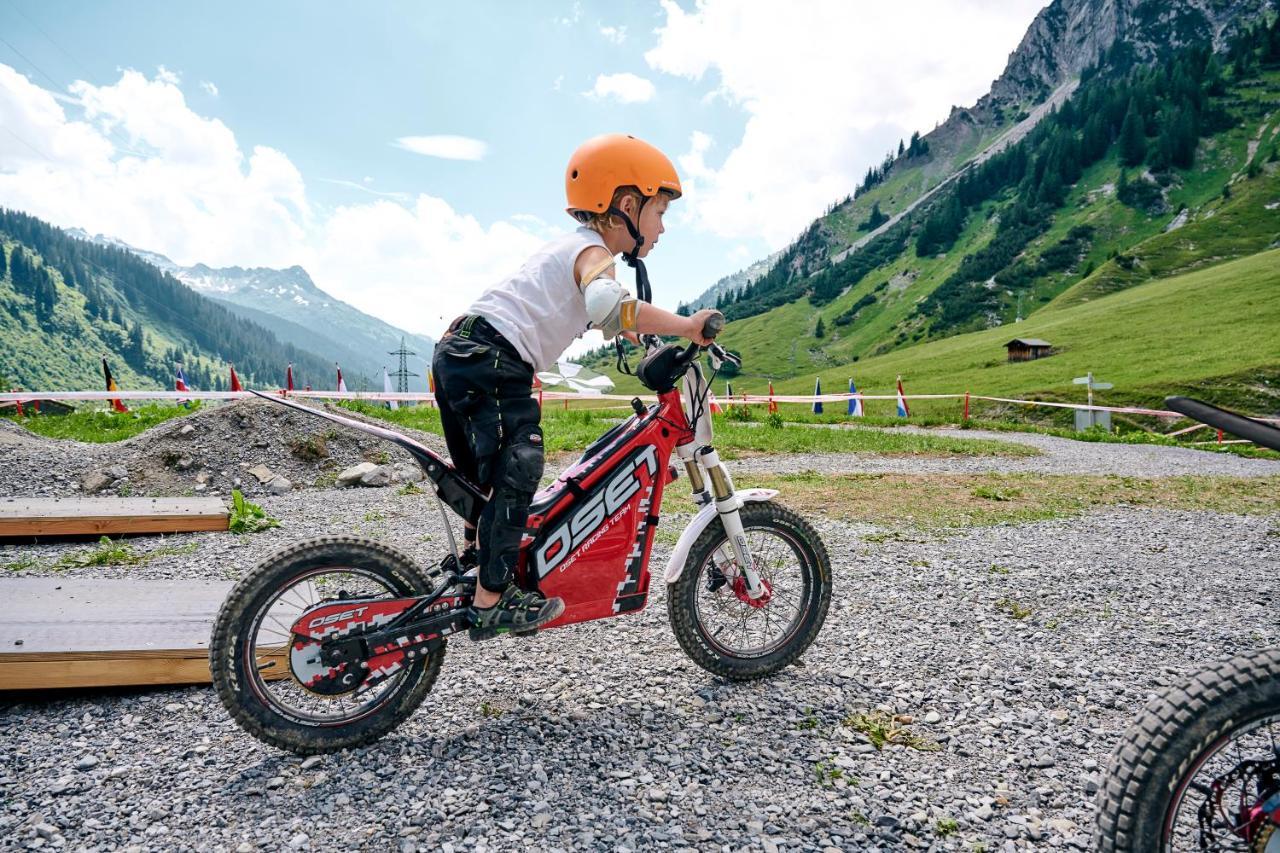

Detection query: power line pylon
xmin=389 ymin=337 xmax=419 ymax=396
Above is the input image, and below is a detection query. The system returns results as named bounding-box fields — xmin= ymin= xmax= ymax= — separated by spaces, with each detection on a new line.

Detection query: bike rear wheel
xmin=1094 ymin=647 xmax=1280 ymax=852
xmin=210 ymin=536 xmax=445 ymax=754
xmin=667 ymin=501 xmax=831 ymax=680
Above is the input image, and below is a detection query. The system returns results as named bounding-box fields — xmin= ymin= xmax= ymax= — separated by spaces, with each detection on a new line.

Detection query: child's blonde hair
xmin=580 ymin=186 xmax=644 ymax=235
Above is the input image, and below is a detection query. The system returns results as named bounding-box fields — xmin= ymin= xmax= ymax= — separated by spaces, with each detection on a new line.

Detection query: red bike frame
xmin=250 ymin=385 xmax=694 ymax=632
xmin=521 ymin=385 xmax=690 ymax=627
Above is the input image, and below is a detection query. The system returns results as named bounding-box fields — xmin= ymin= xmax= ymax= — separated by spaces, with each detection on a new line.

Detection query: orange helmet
xmin=565 ymin=134 xmax=681 ymax=222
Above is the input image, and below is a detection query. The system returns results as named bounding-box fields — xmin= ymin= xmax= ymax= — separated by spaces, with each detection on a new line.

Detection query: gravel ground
xmin=3 ymin=477 xmax=1278 ymax=851
xmin=730 ymin=426 xmax=1280 ymax=478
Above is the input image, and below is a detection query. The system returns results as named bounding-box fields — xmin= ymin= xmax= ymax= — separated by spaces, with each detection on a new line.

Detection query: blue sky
xmin=0 ymin=0 xmax=1047 ymax=344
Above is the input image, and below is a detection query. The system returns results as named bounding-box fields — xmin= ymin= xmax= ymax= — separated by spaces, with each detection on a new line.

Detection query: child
xmin=432 ymin=133 xmax=719 ymax=638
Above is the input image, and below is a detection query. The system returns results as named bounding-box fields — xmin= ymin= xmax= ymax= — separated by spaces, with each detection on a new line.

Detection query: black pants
xmin=433 ymin=316 xmax=544 ymax=592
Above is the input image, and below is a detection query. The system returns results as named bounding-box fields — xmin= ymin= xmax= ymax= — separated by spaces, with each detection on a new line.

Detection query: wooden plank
xmin=0 ymin=578 xmax=293 ymax=689
xmin=0 ymin=647 xmax=289 ymax=690
xmin=0 ymin=496 xmax=228 ymax=537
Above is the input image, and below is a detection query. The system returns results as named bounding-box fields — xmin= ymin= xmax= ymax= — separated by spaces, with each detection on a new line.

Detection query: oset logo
xmin=535 ymin=446 xmax=658 ymax=578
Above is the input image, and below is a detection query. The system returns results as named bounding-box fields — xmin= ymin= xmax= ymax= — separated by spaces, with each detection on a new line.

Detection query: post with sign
xmin=1072 ymin=372 xmax=1113 ymax=432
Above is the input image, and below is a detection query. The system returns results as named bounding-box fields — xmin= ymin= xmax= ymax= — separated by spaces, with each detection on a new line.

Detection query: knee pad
xmin=498 ymin=424 xmax=545 ymax=493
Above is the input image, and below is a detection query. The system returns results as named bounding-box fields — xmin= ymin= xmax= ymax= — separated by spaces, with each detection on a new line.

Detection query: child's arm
xmin=575 ymin=247 xmax=719 ymax=345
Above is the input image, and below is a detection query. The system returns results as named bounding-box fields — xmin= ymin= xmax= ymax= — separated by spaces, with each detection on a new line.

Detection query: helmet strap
xmin=607 ymin=199 xmax=653 ymax=376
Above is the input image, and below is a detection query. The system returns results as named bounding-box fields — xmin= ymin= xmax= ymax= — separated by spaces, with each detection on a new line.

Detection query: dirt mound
xmin=0 ymin=399 xmax=449 ymax=499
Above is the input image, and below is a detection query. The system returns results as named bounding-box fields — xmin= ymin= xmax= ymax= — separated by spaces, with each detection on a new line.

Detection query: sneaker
xmin=468 ymin=586 xmax=565 ymax=641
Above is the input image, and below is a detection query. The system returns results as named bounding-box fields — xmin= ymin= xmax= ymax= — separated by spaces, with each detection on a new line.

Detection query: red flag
xmin=336 ymin=363 xmax=348 ymax=393
xmin=896 ymin=375 xmax=910 ymax=418
xmin=102 ymin=357 xmax=128 ymax=413
xmin=768 ymin=380 xmax=778 ymax=414
xmin=532 ymin=372 xmax=543 ymax=409
xmin=286 ymin=363 xmax=294 ymax=392
xmin=229 ymin=364 xmax=243 ymax=393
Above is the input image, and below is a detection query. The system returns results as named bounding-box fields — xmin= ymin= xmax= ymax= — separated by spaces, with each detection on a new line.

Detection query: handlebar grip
xmin=702 ymin=311 xmax=725 ymax=340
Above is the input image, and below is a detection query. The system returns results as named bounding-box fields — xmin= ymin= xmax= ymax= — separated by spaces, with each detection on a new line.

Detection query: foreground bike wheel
xmin=210 ymin=536 xmax=445 ymax=754
xmin=1094 ymin=647 xmax=1280 ymax=852
xmin=667 ymin=501 xmax=831 ymax=680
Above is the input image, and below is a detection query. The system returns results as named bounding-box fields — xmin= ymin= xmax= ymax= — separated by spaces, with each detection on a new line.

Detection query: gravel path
xmin=3 ymin=481 xmax=1278 ymax=851
xmin=730 ymin=425 xmax=1280 ymax=478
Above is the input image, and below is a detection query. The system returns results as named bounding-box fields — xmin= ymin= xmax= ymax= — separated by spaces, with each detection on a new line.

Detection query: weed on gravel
xmin=843 ymin=710 xmax=941 ymax=752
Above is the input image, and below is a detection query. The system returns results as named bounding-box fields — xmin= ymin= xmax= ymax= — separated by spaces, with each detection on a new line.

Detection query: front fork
xmin=675 ymin=441 xmax=766 ymax=598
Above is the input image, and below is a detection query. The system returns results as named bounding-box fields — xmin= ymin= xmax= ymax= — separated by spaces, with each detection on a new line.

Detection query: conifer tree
xmin=1118 ymin=99 xmax=1147 ymax=167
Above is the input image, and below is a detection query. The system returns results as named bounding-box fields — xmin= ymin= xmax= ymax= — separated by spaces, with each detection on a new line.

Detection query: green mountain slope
xmin=591 ymin=20 xmax=1280 ymax=411
xmin=0 ymin=210 xmax=333 ymax=393
xmin=776 ymin=248 xmax=1280 ymax=415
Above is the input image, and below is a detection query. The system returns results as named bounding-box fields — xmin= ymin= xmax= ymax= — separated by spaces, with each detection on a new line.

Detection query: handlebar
xmin=702 ymin=311 xmax=725 ymax=341
xmin=1165 ymin=396 xmax=1280 ymax=451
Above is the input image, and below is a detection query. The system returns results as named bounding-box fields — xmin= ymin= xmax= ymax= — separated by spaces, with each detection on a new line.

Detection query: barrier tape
xmin=2 ymin=389 xmax=1278 ymax=425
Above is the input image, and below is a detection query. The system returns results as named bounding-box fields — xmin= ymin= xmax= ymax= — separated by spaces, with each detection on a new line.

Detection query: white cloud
xmin=0 ymin=64 xmax=307 ymax=268
xmin=645 ymin=0 xmax=1047 ymax=248
xmin=599 ymin=24 xmax=627 ymax=44
xmin=393 ymin=134 xmax=488 ymax=161
xmin=555 ymin=2 xmax=582 ymax=26
xmin=0 ymin=63 xmax=554 ymax=338
xmin=199 ymin=80 xmax=218 ymax=96
xmin=155 ymin=65 xmax=180 ymax=86
xmin=584 ymin=72 xmax=656 ymax=104
xmin=313 ymin=196 xmax=550 ymax=333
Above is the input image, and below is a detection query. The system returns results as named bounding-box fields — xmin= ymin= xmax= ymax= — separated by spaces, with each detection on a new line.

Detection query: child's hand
xmin=686 ymin=309 xmax=721 ymax=346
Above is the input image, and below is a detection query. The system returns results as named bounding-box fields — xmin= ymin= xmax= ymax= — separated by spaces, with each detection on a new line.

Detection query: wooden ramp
xmin=0 ymin=578 xmax=285 ymax=690
xmin=0 ymin=496 xmax=229 ymax=538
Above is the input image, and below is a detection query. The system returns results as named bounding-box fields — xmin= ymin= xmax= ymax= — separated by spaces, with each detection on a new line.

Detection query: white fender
xmin=662 ymin=488 xmax=779 ymax=583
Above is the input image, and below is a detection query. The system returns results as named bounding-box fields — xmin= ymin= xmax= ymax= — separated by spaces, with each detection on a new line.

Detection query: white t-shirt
xmin=467 ymin=227 xmax=612 ymax=372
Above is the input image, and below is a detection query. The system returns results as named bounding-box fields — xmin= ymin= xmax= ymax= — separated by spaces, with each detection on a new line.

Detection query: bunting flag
xmin=229 ymin=364 xmax=243 ymax=393
xmin=382 ymin=366 xmax=398 ymax=410
xmin=102 ymin=357 xmax=128 ymax=413
xmin=336 ymin=363 xmax=348 ymax=394
xmin=709 ymin=389 xmax=723 ymax=415
xmin=812 ymin=377 xmax=823 ymax=414
xmin=532 ymin=372 xmax=543 ymax=409
xmin=767 ymin=380 xmax=778 ymax=414
xmin=896 ymin=375 xmax=910 ymax=418
xmin=286 ymin=363 xmax=294 ymax=393
xmin=726 ymin=381 xmax=734 ymax=415
xmin=847 ymin=377 xmax=863 ymax=417
xmin=427 ymin=367 xmax=436 ymax=407
xmin=174 ymin=365 xmax=194 ymax=408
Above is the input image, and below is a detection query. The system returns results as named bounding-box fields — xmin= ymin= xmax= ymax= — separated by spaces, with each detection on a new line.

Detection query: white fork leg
xmin=698 ymin=447 xmax=766 ymax=598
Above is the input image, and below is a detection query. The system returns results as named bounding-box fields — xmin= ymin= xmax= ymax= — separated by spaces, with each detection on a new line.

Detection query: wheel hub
xmin=731 ymin=574 xmax=773 ymax=608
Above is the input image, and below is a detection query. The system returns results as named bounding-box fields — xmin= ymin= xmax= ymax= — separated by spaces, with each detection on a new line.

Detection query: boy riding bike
xmin=432 ymin=133 xmax=720 ymax=639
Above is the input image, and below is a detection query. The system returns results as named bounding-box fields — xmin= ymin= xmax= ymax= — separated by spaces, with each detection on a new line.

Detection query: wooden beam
xmin=0 ymin=578 xmax=291 ymax=690
xmin=0 ymin=496 xmax=228 ymax=537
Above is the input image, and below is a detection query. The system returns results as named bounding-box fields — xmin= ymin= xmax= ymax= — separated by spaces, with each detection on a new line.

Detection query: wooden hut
xmin=1005 ymin=338 xmax=1053 ymax=362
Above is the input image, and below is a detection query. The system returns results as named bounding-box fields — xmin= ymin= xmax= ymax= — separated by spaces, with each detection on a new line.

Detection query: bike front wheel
xmin=1094 ymin=647 xmax=1280 ymax=852
xmin=667 ymin=501 xmax=831 ymax=680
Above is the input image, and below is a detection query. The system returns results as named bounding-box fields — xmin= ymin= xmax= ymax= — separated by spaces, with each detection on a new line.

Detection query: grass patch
xmin=660 ymin=472 xmax=1280 ymax=529
xmin=843 ymin=710 xmax=940 ymax=752
xmin=339 ymin=398 xmax=1033 ymax=457
xmin=935 ymin=818 xmax=960 ymax=838
xmin=396 ymin=482 xmax=424 ymax=496
xmin=814 ymin=758 xmax=850 ymax=787
xmin=229 ymin=489 xmax=280 ymax=534
xmin=713 ymin=421 xmax=1039 ymax=458
xmin=1 ymin=403 xmax=200 ymax=443
xmin=30 ymin=536 xmax=202 ymax=572
xmin=994 ymin=597 xmax=1034 ymax=620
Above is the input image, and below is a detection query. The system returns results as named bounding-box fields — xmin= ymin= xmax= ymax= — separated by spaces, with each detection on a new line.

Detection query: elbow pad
xmin=583 ymin=276 xmax=638 ymax=339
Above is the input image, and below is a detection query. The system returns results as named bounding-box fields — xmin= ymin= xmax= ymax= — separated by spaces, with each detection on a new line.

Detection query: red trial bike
xmin=210 ymin=320 xmax=833 ymax=754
